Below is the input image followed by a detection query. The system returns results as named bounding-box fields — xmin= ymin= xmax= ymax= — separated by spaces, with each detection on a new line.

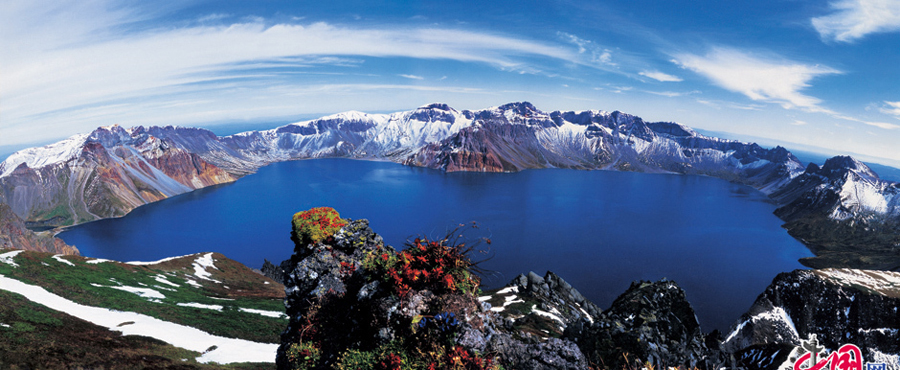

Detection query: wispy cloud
xmin=881 ymin=101 xmax=900 ymax=118
xmin=559 ymin=32 xmax=616 ymax=67
xmin=673 ymin=47 xmax=840 ymax=113
xmin=811 ymin=0 xmax=900 ymax=42
xmin=639 ymin=71 xmax=682 ymax=82
xmin=2 ymin=1 xmax=593 ymax=144
xmin=399 ymin=74 xmax=425 ymax=80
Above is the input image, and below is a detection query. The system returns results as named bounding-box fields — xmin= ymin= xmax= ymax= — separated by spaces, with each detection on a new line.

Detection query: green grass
xmin=0 ymin=289 xmax=274 ymax=369
xmin=0 ymin=250 xmax=286 ymax=343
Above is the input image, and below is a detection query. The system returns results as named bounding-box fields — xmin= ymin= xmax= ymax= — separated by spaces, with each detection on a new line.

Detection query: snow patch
xmin=52 ymin=254 xmax=75 ymax=266
xmin=239 ymin=308 xmax=287 ymax=318
xmin=0 ymin=275 xmax=276 ymax=363
xmin=192 ymin=253 xmax=221 ymax=282
xmin=177 ymin=302 xmax=223 ymax=311
xmin=531 ymin=304 xmax=565 ymax=326
xmin=0 ymin=250 xmax=24 ymax=267
xmin=153 ymin=274 xmax=180 ymax=288
xmin=91 ymin=283 xmax=166 ymax=300
xmin=184 ymin=279 xmax=203 ymax=288
xmin=86 ymin=258 xmax=113 ymax=264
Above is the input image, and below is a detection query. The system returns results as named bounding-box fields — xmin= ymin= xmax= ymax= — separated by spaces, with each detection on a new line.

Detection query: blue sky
xmin=2 ymin=0 xmax=900 ymax=166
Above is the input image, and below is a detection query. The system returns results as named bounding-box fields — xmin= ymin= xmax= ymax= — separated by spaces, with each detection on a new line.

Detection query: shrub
xmin=292 ymin=207 xmax=348 ymax=246
xmin=363 ymin=236 xmax=482 ymax=298
xmin=284 ymin=341 xmax=321 ymax=370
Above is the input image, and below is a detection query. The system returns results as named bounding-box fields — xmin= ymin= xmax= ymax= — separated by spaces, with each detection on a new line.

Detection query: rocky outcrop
xmin=0 ymin=203 xmax=78 ymax=255
xmin=723 ymin=269 xmax=900 ymax=370
xmin=566 ymin=279 xmax=715 ymax=370
xmin=276 ymin=211 xmax=593 ymax=369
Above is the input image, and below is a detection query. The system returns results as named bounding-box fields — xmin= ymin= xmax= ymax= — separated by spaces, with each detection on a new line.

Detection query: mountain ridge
xmin=0 ymin=102 xmax=897 ymax=269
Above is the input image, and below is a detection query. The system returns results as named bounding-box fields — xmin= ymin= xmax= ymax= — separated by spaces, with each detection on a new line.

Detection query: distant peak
xmin=821 ymin=155 xmax=878 ymax=179
xmin=417 ymin=103 xmax=454 ymax=111
xmin=496 ymin=101 xmax=539 ymax=114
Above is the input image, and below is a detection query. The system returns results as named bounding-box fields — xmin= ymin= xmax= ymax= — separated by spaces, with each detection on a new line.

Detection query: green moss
xmin=292 ymin=207 xmax=348 ymax=245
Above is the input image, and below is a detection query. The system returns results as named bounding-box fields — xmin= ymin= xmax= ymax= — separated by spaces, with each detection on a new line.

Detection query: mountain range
xmin=0 ymin=102 xmax=897 ymax=269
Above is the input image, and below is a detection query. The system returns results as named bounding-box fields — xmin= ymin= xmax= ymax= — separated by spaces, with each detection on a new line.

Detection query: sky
xmin=2 ymin=0 xmax=900 ymax=166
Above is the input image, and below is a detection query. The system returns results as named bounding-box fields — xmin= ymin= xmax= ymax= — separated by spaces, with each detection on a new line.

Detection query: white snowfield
xmin=0 ymin=250 xmax=24 ymax=267
xmin=0 ymin=274 xmax=277 ymax=364
xmin=814 ymin=268 xmax=900 ymax=296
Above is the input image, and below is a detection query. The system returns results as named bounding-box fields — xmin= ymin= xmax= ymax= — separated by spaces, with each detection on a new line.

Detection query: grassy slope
xmin=0 ymin=289 xmax=273 ymax=370
xmin=0 ymin=249 xmax=288 ymax=367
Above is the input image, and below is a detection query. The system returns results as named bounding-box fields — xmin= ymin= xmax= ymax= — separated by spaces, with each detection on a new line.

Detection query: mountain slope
xmin=0 ymin=125 xmax=238 ymax=227
xmin=0 ymin=249 xmax=285 ymax=365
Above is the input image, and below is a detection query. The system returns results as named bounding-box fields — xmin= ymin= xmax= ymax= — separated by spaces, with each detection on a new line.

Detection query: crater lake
xmin=58 ymin=158 xmax=811 ymax=331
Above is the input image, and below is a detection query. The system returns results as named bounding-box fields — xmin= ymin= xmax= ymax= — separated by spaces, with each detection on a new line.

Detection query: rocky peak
xmin=820 ymin=156 xmax=878 ymax=180
xmin=723 ymin=269 xmax=900 ymax=369
xmin=568 ymin=279 xmax=713 ymax=370
xmin=408 ymin=103 xmax=461 ymax=124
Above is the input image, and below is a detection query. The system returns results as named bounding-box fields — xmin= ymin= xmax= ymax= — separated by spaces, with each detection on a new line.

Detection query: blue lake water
xmin=59 ymin=158 xmax=811 ymax=331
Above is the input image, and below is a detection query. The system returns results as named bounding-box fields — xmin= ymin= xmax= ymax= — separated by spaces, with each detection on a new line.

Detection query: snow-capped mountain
xmin=0 ymin=102 xmax=895 ymax=254
xmin=0 ymin=125 xmax=235 ymax=227
xmin=773 ymin=156 xmax=900 ymax=222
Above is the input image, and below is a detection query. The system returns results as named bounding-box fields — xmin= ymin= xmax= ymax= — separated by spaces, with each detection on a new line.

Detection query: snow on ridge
xmin=0 ymin=275 xmax=276 ymax=363
xmin=127 ymin=253 xmax=195 ymax=266
xmin=813 ymin=269 xmax=900 ymax=297
xmin=0 ymin=250 xmax=24 ymax=267
xmin=193 ymin=253 xmax=221 ymax=282
xmin=86 ymin=258 xmax=113 ymax=264
xmin=724 ymin=306 xmax=800 ymax=344
xmin=0 ymin=133 xmax=88 ymax=178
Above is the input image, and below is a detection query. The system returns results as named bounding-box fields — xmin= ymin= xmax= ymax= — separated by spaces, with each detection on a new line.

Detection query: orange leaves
xmin=365 ymin=236 xmax=480 ymax=299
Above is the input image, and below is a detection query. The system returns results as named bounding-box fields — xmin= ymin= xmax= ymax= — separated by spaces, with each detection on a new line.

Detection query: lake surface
xmin=59 ymin=158 xmax=811 ymax=331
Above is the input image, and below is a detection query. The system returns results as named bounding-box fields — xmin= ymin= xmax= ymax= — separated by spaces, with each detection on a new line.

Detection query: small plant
xmin=292 ymin=207 xmax=348 ymax=246
xmin=363 ymin=234 xmax=484 ymax=298
xmin=284 ymin=341 xmax=321 ymax=370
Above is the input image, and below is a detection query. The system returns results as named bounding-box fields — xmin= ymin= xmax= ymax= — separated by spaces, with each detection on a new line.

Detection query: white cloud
xmin=559 ymin=32 xmax=617 ymax=67
xmin=881 ymin=101 xmax=900 ymax=118
xmin=639 ymin=71 xmax=682 ymax=82
xmin=1 ymin=1 xmax=589 ymax=145
xmin=399 ymin=74 xmax=425 ymax=80
xmin=791 ymin=120 xmax=808 ymax=126
xmin=812 ymin=0 xmax=900 ymax=42
xmin=674 ymin=47 xmax=840 ymax=113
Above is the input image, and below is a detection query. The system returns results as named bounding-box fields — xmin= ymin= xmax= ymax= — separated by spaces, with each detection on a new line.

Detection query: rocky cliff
xmin=723 ymin=269 xmax=900 ymax=370
xmin=0 ymin=125 xmax=237 ymax=227
xmin=0 ymin=203 xmax=78 ymax=255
